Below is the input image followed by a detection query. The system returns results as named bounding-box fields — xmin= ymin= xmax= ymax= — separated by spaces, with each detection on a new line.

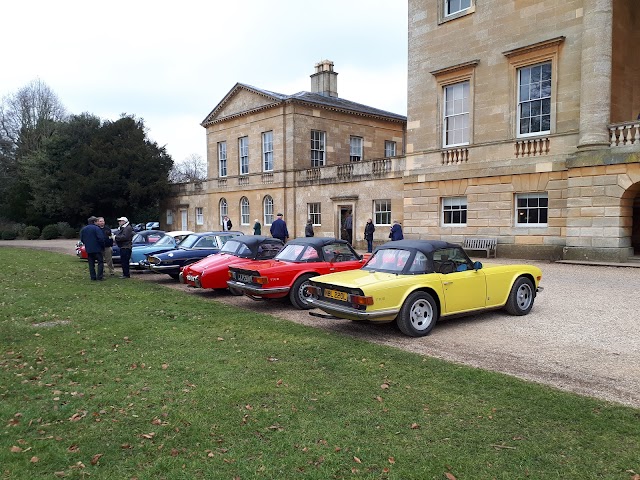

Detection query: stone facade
xmin=404 ymin=0 xmax=640 ymax=260
xmin=163 ymin=61 xmax=407 ymax=250
xmin=165 ymin=1 xmax=640 ymax=261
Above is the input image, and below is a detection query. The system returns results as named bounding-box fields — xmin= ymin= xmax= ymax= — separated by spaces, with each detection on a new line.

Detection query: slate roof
xmin=201 ymin=83 xmax=406 ymax=126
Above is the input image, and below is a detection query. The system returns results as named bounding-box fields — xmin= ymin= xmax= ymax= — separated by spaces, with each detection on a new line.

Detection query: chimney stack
xmin=310 ymin=60 xmax=338 ymax=97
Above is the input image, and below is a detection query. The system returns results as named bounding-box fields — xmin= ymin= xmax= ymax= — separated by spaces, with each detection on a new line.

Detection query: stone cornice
xmin=502 ymin=36 xmax=566 ymax=58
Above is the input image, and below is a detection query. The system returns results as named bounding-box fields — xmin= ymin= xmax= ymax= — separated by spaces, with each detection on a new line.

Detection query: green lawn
xmin=1 ymin=248 xmax=639 ymax=480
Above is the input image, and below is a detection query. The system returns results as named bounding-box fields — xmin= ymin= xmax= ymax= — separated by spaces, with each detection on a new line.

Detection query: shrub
xmin=62 ymin=227 xmax=78 ymax=239
xmin=41 ymin=224 xmax=60 ymax=240
xmin=1 ymin=230 xmax=18 ymax=240
xmin=24 ymin=226 xmax=41 ymax=240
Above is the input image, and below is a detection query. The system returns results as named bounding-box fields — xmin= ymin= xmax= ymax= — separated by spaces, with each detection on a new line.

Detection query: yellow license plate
xmin=324 ymin=289 xmax=348 ymax=301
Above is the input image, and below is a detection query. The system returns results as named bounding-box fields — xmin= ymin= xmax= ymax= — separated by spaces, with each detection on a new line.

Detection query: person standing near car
xmin=270 ymin=213 xmax=289 ymax=243
xmin=115 ymin=216 xmax=134 ymax=278
xmin=96 ymin=217 xmax=115 ymax=276
xmin=364 ymin=218 xmax=376 ymax=253
xmin=389 ymin=220 xmax=404 ymax=241
xmin=222 ymin=215 xmax=233 ymax=231
xmin=305 ymin=218 xmax=314 ymax=237
xmin=79 ymin=216 xmax=105 ymax=281
xmin=253 ymin=219 xmax=261 ymax=235
xmin=344 ymin=211 xmax=353 ymax=245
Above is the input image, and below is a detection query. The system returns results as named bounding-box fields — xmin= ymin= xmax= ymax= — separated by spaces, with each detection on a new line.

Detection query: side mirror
xmin=473 ymin=261 xmax=483 ymax=271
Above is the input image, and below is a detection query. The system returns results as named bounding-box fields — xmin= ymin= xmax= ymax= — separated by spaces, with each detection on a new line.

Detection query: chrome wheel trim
xmin=409 ymin=299 xmax=434 ymax=331
xmin=516 ymin=283 xmax=533 ymax=310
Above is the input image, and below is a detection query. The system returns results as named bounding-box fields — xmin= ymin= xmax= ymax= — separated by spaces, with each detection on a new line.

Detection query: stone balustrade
xmin=609 ymin=121 xmax=640 ymax=146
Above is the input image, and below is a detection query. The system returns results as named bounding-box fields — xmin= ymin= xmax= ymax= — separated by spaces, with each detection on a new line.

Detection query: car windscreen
xmin=152 ymin=235 xmax=175 ymax=247
xmin=363 ymin=248 xmax=412 ymax=274
xmin=179 ymin=235 xmax=199 ymax=248
xmin=220 ymin=240 xmax=242 ymax=255
xmin=276 ymin=244 xmax=319 ymax=262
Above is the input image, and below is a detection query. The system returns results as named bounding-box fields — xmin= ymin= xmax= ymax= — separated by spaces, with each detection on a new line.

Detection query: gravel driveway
xmin=3 ymin=239 xmax=639 ymax=408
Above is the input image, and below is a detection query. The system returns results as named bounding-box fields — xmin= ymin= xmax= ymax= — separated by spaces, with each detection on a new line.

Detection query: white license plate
xmin=236 ymin=273 xmax=253 ymax=283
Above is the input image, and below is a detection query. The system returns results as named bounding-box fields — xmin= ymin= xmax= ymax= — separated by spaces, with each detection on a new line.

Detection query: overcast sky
xmin=2 ymin=0 xmax=408 ymax=165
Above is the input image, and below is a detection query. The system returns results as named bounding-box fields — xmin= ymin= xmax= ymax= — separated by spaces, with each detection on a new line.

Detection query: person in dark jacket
xmin=115 ymin=216 xmax=134 ymax=278
xmin=344 ymin=211 xmax=353 ymax=244
xmin=364 ymin=218 xmax=376 ymax=253
xmin=389 ymin=220 xmax=404 ymax=241
xmin=80 ymin=216 xmax=105 ymax=281
xmin=96 ymin=217 xmax=114 ymax=276
xmin=305 ymin=219 xmax=314 ymax=237
xmin=270 ymin=213 xmax=289 ymax=243
xmin=253 ymin=219 xmax=261 ymax=235
xmin=222 ymin=216 xmax=233 ymax=231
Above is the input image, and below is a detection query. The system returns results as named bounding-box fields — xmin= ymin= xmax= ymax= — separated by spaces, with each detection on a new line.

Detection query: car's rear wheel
xmin=505 ymin=277 xmax=535 ymax=315
xmin=289 ymin=274 xmax=315 ymax=310
xmin=396 ymin=291 xmax=438 ymax=337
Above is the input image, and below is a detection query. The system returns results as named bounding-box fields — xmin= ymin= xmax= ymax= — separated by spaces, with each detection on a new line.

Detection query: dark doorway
xmin=633 ymin=196 xmax=640 ymax=254
xmin=338 ymin=206 xmax=352 ymax=243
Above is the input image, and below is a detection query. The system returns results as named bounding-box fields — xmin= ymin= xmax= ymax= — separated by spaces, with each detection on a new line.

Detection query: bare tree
xmin=0 ymin=78 xmax=67 ymax=158
xmin=169 ymin=153 xmax=207 ymax=183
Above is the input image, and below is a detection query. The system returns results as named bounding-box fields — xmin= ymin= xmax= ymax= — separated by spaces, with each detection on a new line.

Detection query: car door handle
xmin=443 ymin=281 xmax=452 ymax=285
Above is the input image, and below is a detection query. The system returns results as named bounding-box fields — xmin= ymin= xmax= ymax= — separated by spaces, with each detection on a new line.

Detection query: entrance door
xmin=181 ymin=209 xmax=188 ymax=231
xmin=337 ymin=205 xmax=354 ymax=244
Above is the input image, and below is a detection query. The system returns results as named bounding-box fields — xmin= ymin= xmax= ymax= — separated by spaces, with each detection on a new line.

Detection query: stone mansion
xmin=163 ymin=0 xmax=640 ymax=262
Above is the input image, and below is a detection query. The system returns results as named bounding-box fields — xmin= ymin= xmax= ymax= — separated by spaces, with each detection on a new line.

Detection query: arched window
xmin=240 ymin=197 xmax=250 ymax=225
xmin=219 ymin=198 xmax=228 ymax=225
xmin=263 ymin=195 xmax=274 ymax=226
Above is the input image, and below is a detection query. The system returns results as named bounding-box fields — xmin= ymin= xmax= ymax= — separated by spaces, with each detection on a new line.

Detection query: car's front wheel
xmin=289 ymin=274 xmax=315 ymax=310
xmin=396 ymin=291 xmax=438 ymax=337
xmin=504 ymin=276 xmax=535 ymax=315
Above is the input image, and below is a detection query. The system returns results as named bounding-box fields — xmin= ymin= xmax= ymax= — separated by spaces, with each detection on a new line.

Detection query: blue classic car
xmin=129 ymin=230 xmax=193 ymax=269
xmin=112 ymin=230 xmax=166 ymax=263
xmin=145 ymin=231 xmax=243 ymax=279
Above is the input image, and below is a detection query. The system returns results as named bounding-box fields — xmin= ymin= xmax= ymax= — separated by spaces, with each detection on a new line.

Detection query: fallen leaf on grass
xmin=10 ymin=446 xmax=22 ymax=453
xmin=30 ymin=456 xmax=39 ymax=463
xmin=380 ymin=383 xmax=390 ymax=390
xmin=445 ymin=473 xmax=457 ymax=480
xmin=388 ymin=457 xmax=395 ymax=464
xmin=67 ymin=444 xmax=79 ymax=453
xmin=410 ymin=423 xmax=420 ymax=429
xmin=353 ymin=456 xmax=362 ymax=463
xmin=162 ymin=363 xmax=169 ymax=370
xmin=140 ymin=433 xmax=156 ymax=439
xmin=91 ymin=453 xmax=103 ymax=465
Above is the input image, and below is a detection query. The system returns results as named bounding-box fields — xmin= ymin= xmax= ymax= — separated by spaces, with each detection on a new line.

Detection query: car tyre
xmin=504 ymin=276 xmax=535 ymax=315
xmin=396 ymin=291 xmax=438 ymax=337
xmin=289 ymin=274 xmax=315 ymax=310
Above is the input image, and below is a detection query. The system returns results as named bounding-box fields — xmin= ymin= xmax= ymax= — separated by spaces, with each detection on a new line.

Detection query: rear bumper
xmin=226 ymin=280 xmax=289 ymax=296
xmin=306 ymin=297 xmax=399 ymax=321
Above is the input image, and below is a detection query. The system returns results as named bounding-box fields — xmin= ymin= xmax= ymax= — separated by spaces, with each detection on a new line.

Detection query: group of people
xmin=244 ymin=211 xmax=404 ymax=254
xmin=79 ymin=216 xmax=134 ymax=281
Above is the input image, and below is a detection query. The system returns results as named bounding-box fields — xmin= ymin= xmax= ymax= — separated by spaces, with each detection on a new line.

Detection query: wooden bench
xmin=463 ymin=238 xmax=497 ymax=258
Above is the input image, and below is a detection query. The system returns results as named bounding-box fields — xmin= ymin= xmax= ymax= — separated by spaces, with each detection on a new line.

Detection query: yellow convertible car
xmin=307 ymin=240 xmax=543 ymax=337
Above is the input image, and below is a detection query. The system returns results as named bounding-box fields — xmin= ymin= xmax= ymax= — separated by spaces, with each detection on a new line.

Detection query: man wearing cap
xmin=79 ymin=216 xmax=105 ymax=281
xmin=269 ymin=213 xmax=289 ymax=243
xmin=115 ymin=216 xmax=134 ymax=278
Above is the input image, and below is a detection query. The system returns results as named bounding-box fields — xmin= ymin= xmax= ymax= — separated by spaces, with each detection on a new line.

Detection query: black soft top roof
xmin=228 ymin=235 xmax=283 ymax=248
xmin=376 ymin=240 xmax=459 ymax=256
xmin=286 ymin=237 xmax=347 ymax=248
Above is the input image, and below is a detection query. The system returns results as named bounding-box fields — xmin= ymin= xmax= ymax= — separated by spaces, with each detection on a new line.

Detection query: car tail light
xmin=350 ymin=295 xmax=374 ymax=306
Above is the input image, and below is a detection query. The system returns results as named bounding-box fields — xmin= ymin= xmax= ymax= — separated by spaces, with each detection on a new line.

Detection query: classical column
xmin=577 ymin=0 xmax=613 ymax=149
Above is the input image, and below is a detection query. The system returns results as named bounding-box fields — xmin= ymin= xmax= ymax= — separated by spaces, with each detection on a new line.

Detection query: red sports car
xmin=227 ymin=237 xmax=370 ymax=309
xmin=179 ymin=236 xmax=284 ymax=293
